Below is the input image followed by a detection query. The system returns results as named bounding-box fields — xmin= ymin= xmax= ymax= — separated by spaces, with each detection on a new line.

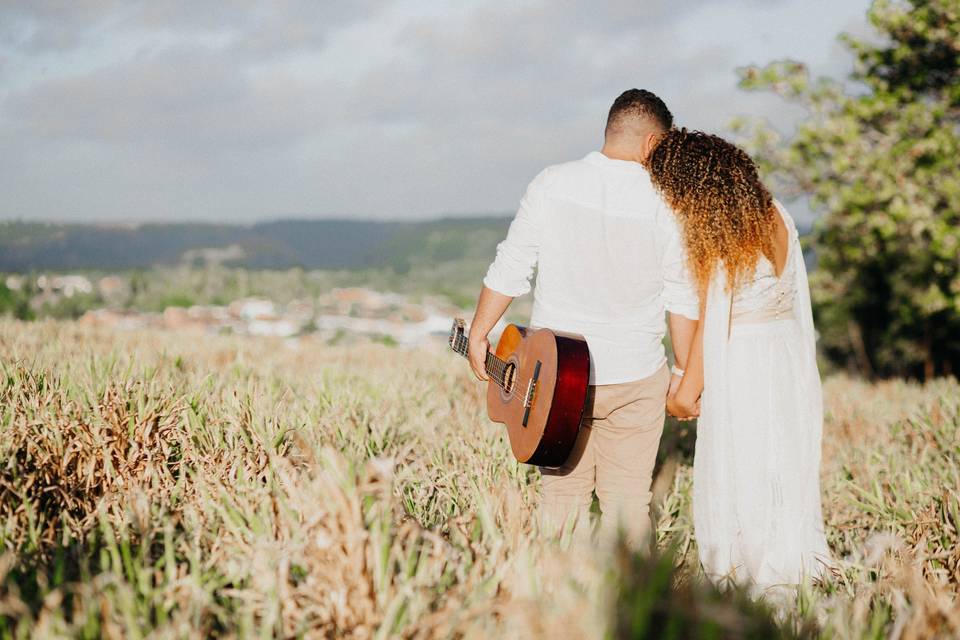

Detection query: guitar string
xmin=452 ymin=333 xmax=507 ymax=378
xmin=453 ymin=335 xmax=509 ymax=384
xmin=452 ymin=334 xmax=508 ymax=385
xmin=451 ymin=334 xmax=530 ymax=401
xmin=452 ymin=334 xmax=501 ymax=376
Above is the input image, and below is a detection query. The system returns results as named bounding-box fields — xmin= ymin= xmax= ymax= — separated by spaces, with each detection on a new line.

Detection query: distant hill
xmin=0 ymin=217 xmax=512 ymax=272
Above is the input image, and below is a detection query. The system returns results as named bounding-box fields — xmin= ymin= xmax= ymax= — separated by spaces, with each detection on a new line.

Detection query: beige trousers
xmin=540 ymin=363 xmax=669 ymax=550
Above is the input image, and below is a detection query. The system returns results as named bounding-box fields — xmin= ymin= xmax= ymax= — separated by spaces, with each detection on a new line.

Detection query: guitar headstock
xmin=449 ymin=318 xmax=467 ymax=354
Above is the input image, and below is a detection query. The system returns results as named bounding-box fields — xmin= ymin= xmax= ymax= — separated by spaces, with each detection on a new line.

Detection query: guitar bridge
xmin=523 ymin=379 xmax=537 ymax=408
xmin=521 ymin=360 xmax=542 ymax=427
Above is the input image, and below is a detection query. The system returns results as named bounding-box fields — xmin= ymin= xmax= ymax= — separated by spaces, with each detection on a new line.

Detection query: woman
xmin=646 ymin=129 xmax=832 ymax=593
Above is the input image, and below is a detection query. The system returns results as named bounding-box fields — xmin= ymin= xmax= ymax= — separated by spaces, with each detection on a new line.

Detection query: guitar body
xmin=486 ymin=324 xmax=591 ymax=468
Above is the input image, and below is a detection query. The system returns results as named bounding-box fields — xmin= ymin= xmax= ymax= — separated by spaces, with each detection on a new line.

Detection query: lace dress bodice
xmin=731 ymin=237 xmax=799 ymax=325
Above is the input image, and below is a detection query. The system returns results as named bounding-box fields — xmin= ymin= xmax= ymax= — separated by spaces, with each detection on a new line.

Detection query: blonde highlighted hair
xmin=646 ymin=128 xmax=776 ymax=295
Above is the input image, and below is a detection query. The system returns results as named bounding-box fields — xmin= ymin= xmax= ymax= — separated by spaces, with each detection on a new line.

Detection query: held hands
xmin=468 ymin=332 xmax=492 ymax=381
xmin=667 ymin=393 xmax=700 ymax=421
xmin=667 ymin=374 xmax=700 ymax=421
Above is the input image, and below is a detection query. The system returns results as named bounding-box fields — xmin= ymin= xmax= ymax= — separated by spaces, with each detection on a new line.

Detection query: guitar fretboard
xmin=450 ymin=332 xmax=510 ymax=390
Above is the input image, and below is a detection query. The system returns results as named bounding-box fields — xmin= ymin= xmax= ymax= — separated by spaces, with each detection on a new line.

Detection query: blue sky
xmin=0 ymin=0 xmax=873 ymax=223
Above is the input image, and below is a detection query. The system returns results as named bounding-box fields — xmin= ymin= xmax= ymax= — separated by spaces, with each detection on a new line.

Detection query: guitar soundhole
xmin=503 ymin=362 xmax=518 ymax=393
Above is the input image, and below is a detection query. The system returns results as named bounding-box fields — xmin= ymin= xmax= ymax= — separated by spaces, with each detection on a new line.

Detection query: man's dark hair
xmin=605 ymin=89 xmax=673 ymax=135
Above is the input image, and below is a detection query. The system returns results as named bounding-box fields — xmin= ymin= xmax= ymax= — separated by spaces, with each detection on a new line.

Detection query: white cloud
xmin=0 ymin=0 xmax=871 ymax=221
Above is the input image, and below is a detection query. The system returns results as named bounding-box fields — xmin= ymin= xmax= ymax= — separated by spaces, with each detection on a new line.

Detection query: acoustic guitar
xmin=448 ymin=319 xmax=591 ymax=468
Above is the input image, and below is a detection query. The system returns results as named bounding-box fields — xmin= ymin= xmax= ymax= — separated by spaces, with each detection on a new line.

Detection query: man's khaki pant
xmin=540 ymin=363 xmax=669 ymax=550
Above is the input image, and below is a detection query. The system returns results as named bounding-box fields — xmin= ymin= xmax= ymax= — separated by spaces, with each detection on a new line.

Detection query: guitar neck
xmin=449 ymin=332 xmax=510 ymax=390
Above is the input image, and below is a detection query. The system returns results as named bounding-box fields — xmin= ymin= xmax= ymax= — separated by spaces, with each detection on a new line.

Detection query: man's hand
xmin=468 ymin=333 xmax=492 ymax=381
xmin=468 ymin=287 xmax=513 ymax=381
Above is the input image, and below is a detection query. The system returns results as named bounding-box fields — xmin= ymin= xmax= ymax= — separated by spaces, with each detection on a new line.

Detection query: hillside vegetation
xmin=0 ymin=216 xmax=521 ymax=323
xmin=0 ymin=218 xmax=510 ymax=272
xmin=0 ymin=320 xmax=957 ymax=638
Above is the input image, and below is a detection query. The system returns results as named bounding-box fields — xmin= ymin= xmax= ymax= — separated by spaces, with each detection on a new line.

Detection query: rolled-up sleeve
xmin=655 ymin=202 xmax=699 ymax=320
xmin=482 ymin=170 xmax=547 ymax=297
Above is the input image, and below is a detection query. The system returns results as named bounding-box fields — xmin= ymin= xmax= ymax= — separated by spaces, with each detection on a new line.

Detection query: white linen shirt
xmin=483 ymin=151 xmax=699 ymax=385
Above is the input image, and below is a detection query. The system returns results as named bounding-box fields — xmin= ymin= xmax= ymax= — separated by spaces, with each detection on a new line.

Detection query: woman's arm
xmin=667 ymin=299 xmax=705 ymax=419
xmin=668 ymin=313 xmax=697 ymax=369
xmin=667 ymin=312 xmax=697 ymax=395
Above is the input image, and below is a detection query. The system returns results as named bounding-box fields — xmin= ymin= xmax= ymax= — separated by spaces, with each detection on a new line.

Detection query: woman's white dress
xmin=693 ymin=201 xmax=832 ymax=592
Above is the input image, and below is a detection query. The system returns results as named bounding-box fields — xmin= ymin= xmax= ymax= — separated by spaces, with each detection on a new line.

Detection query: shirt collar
xmin=583 ymin=150 xmax=647 ymax=173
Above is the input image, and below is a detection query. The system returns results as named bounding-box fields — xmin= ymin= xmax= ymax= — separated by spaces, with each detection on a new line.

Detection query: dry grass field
xmin=0 ymin=320 xmax=958 ymax=638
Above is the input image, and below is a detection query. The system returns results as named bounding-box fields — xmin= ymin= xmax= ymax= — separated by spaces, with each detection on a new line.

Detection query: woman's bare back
xmin=771 ymin=205 xmax=790 ymax=278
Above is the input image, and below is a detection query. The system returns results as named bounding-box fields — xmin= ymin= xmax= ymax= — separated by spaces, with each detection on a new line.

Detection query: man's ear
xmin=644 ymin=130 xmax=664 ymax=161
xmin=641 ymin=131 xmax=658 ymax=162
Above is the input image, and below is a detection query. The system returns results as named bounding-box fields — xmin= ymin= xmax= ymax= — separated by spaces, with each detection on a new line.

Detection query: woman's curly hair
xmin=646 ymin=128 xmax=776 ymax=296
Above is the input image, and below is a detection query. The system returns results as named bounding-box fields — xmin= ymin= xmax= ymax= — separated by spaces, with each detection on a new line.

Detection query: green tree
xmin=735 ymin=0 xmax=960 ymax=379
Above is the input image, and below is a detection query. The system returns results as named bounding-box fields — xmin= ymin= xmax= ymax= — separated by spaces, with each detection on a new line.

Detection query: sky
xmin=0 ymin=0 xmax=873 ymax=223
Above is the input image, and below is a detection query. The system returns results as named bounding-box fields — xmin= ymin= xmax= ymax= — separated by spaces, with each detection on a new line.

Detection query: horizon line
xmin=0 ymin=212 xmax=515 ymax=227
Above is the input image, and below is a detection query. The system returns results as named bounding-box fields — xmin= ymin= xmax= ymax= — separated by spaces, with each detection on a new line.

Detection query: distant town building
xmin=230 ymin=298 xmax=276 ymax=320
xmin=97 ymin=275 xmax=125 ymax=296
xmin=67 ymin=281 xmax=468 ymax=347
xmin=36 ymin=274 xmax=93 ymax=297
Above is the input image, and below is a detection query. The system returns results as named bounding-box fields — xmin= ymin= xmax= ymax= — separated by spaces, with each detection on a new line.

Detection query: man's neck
xmin=600 ymin=144 xmax=642 ymax=164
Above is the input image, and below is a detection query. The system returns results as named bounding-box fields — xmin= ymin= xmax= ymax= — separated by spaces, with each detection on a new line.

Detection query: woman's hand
xmin=667 ymin=389 xmax=700 ymax=421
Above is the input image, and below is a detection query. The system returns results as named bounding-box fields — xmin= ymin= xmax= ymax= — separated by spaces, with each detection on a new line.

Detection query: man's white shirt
xmin=483 ymin=151 xmax=699 ymax=385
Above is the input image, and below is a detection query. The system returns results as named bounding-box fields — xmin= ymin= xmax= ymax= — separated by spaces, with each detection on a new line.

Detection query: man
xmin=468 ymin=89 xmax=699 ymax=550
